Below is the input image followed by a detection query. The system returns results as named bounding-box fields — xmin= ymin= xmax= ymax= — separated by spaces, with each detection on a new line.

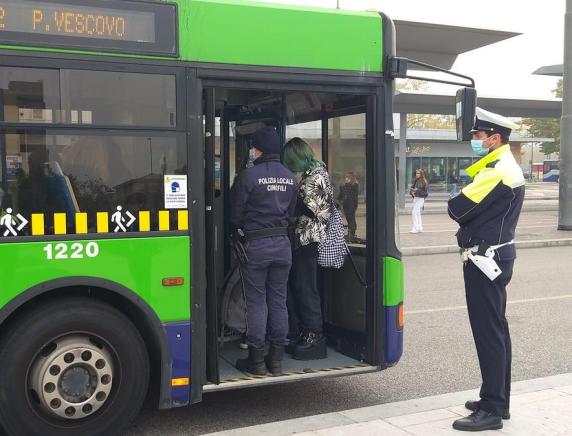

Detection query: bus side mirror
xmin=455 ymin=87 xmax=477 ymax=142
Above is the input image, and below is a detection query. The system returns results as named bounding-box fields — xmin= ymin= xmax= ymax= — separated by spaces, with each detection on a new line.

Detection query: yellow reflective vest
xmin=448 ymin=144 xmax=525 ymax=260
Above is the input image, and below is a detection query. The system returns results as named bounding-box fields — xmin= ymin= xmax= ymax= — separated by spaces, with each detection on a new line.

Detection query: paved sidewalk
xmin=398 ymin=208 xmax=572 ymax=256
xmin=206 ymin=373 xmax=572 ymax=436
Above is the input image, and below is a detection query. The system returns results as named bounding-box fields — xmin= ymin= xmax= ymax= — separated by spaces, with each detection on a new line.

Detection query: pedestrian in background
xmin=409 ymin=168 xmax=428 ymax=233
xmin=338 ymin=172 xmax=359 ymax=242
xmin=448 ymin=168 xmax=459 ymax=198
xmin=448 ymin=108 xmax=524 ymax=432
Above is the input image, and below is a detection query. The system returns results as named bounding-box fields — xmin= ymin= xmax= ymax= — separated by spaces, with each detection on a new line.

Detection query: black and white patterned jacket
xmin=295 ymin=165 xmax=333 ymax=247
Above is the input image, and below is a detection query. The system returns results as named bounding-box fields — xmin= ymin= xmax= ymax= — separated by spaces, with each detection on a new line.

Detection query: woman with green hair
xmin=282 ymin=137 xmax=332 ymax=360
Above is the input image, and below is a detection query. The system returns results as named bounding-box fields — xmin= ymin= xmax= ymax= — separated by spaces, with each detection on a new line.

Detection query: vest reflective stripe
xmin=462 ymin=144 xmax=524 ymax=204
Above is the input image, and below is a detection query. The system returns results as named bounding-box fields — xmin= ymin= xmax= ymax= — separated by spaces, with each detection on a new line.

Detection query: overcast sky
xmin=256 ymin=0 xmax=565 ymax=100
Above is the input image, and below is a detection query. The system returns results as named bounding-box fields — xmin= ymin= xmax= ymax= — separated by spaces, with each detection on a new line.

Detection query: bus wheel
xmin=0 ymin=297 xmax=149 ymax=436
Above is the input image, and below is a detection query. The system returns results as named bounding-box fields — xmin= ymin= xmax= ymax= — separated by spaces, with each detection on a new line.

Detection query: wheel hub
xmin=59 ymin=365 xmax=96 ymax=403
xmin=29 ymin=335 xmax=114 ymax=420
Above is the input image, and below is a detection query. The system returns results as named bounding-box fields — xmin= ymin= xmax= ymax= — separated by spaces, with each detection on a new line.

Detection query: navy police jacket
xmin=448 ymin=144 xmax=525 ymax=260
xmin=230 ymin=154 xmax=296 ymax=233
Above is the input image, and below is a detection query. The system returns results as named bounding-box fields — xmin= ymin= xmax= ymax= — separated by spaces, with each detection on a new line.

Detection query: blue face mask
xmin=470 ymin=139 xmax=489 ymax=157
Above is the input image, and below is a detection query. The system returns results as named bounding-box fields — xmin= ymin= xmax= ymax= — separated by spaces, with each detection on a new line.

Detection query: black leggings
xmin=288 ymin=243 xmax=323 ymax=332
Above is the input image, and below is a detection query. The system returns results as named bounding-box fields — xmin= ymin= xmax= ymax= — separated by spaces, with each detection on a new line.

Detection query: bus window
xmin=0 ymin=131 xmax=186 ymax=234
xmin=0 ymin=67 xmax=176 ymax=127
xmin=286 ymin=120 xmax=322 ymax=161
xmin=0 ymin=67 xmax=61 ymax=123
xmin=62 ymin=70 xmax=177 ymax=127
xmin=328 ymin=113 xmax=367 ymax=243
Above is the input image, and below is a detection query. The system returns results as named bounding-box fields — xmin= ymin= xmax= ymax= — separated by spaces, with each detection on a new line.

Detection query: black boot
xmin=285 ymin=330 xmax=303 ymax=354
xmin=265 ymin=344 xmax=285 ymax=376
xmin=236 ymin=346 xmax=267 ymax=376
xmin=293 ymin=330 xmax=327 ymax=360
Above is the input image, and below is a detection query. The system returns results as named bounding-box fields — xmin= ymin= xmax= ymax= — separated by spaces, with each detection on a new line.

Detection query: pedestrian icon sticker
xmin=111 ymin=206 xmax=136 ymax=233
xmin=1 ymin=208 xmax=29 ymax=237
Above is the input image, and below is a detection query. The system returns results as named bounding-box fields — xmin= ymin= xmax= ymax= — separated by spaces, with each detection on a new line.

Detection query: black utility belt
xmin=245 ymin=227 xmax=288 ymax=240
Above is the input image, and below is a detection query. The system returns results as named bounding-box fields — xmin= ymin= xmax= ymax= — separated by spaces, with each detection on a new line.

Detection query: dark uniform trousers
xmin=241 ymin=235 xmax=292 ymax=349
xmin=464 ymin=258 xmax=514 ymax=417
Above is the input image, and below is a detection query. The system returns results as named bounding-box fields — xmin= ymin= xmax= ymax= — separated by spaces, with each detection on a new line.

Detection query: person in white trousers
xmin=410 ymin=169 xmax=428 ymax=233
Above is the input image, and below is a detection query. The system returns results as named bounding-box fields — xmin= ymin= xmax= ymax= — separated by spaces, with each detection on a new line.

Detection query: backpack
xmin=317 ymin=203 xmax=347 ymax=269
xmin=220 ymin=265 xmax=247 ymax=335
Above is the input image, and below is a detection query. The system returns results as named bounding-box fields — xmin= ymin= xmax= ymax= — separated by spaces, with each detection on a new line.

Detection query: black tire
xmin=0 ymin=297 xmax=149 ymax=436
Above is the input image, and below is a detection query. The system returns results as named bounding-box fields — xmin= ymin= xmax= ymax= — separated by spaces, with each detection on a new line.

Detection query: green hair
xmin=282 ymin=137 xmax=324 ymax=174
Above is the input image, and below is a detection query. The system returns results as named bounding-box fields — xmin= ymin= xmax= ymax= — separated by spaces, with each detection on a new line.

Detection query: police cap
xmin=470 ymin=107 xmax=519 ymax=138
xmin=252 ymin=127 xmax=281 ymax=155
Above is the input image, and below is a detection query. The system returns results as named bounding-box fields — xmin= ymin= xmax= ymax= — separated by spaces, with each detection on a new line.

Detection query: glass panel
xmin=286 ymin=120 xmax=322 ymax=161
xmin=459 ymin=158 xmax=473 ymax=187
xmin=328 ymin=113 xmax=366 ymax=243
xmin=428 ymin=157 xmax=446 ymax=192
xmin=62 ymin=70 xmax=176 ymax=127
xmin=407 ymin=156 xmax=421 ymax=187
xmin=447 ymin=157 xmax=459 ymax=195
xmin=0 ymin=67 xmax=176 ymax=127
xmin=0 ymin=131 xmax=186 ymax=235
xmin=0 ymin=67 xmax=61 ymax=123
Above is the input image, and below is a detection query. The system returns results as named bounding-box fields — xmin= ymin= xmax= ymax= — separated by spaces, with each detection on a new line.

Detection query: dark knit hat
xmin=252 ymin=127 xmax=281 ymax=155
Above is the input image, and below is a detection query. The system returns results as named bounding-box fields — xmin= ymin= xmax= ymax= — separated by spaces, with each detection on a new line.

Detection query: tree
xmin=553 ymin=78 xmax=563 ymax=98
xmin=520 ymin=78 xmax=563 ymax=156
xmin=396 ymin=79 xmax=455 ymax=129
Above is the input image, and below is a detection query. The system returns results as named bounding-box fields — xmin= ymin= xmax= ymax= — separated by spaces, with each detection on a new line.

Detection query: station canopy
xmin=394 ymin=20 xmax=520 ymax=70
xmin=394 ymin=92 xmax=563 ymax=118
xmin=534 ymin=64 xmax=564 ymax=77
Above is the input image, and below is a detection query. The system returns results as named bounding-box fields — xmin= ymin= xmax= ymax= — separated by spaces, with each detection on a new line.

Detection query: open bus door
xmin=202 ymin=85 xmax=383 ymax=391
xmin=204 ymin=88 xmax=221 ymax=385
xmin=204 ymin=87 xmax=286 ymax=385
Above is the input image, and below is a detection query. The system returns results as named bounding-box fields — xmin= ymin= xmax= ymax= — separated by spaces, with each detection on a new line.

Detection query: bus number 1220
xmin=43 ymin=242 xmax=100 ymax=260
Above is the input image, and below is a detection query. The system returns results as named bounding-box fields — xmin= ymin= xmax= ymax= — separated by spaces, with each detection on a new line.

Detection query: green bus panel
xmin=383 ymin=256 xmax=404 ymax=307
xmin=0 ymin=236 xmax=190 ymax=322
xmin=176 ymin=0 xmax=383 ymax=72
xmin=0 ymin=0 xmax=383 ymax=72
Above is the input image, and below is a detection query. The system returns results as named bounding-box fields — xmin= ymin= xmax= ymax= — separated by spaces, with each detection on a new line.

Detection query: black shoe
xmin=285 ymin=331 xmax=303 ymax=355
xmin=452 ymin=409 xmax=503 ymax=432
xmin=293 ymin=330 xmax=327 ymax=360
xmin=236 ymin=346 xmax=267 ymax=376
xmin=265 ymin=344 xmax=285 ymax=376
xmin=465 ymin=400 xmax=510 ymax=420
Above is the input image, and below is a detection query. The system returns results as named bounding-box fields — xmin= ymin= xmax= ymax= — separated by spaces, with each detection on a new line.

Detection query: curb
xmin=399 ymin=204 xmax=559 ymax=215
xmin=204 ymin=373 xmax=572 ymax=436
xmin=402 ymin=238 xmax=572 ymax=256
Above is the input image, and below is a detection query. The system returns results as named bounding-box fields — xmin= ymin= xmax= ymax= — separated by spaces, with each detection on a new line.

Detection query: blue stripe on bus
xmin=385 ymin=305 xmax=403 ymax=365
xmin=163 ymin=322 xmax=191 ymax=406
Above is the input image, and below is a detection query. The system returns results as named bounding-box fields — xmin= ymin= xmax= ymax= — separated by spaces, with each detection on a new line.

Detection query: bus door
xmin=203 ymin=86 xmax=386 ymax=386
xmin=204 ymin=87 xmax=285 ymax=384
xmin=204 ymin=88 xmax=220 ymax=384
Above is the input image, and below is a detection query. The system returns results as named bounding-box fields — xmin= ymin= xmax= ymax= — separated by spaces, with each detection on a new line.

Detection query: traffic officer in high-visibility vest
xmin=230 ymin=127 xmax=296 ymax=377
xmin=448 ymin=108 xmax=525 ymax=432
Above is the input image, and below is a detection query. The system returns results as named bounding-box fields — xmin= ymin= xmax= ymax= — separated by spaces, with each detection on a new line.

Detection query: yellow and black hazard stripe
xmin=29 ymin=210 xmax=189 ymax=236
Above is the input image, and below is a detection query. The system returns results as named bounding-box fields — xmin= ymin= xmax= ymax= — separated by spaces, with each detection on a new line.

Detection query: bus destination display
xmin=0 ymin=0 xmax=178 ymax=56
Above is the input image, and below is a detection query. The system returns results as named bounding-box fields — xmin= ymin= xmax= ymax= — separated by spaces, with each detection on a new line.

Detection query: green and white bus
xmin=0 ymin=0 xmax=470 ymax=434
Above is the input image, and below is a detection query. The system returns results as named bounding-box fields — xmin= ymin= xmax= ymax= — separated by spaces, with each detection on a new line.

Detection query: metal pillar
xmin=559 ymin=0 xmax=572 ymax=229
xmin=399 ymin=113 xmax=407 ymax=208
